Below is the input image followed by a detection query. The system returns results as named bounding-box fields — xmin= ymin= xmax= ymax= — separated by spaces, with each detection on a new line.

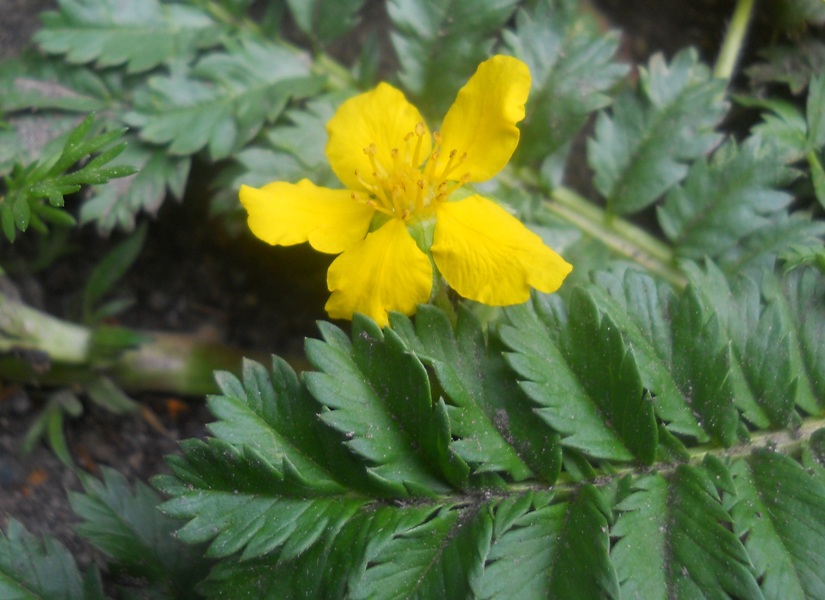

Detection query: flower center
xmin=352 ymin=122 xmax=469 ymax=221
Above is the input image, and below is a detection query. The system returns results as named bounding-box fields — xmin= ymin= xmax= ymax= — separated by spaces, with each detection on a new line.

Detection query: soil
xmin=0 ymin=0 xmax=749 ymax=588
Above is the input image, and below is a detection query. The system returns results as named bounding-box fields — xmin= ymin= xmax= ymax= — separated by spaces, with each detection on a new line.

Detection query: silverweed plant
xmin=1 ymin=0 xmax=825 ymax=598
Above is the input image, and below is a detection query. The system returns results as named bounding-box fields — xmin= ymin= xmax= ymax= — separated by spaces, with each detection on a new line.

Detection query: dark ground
xmin=0 ymin=0 xmax=748 ymax=584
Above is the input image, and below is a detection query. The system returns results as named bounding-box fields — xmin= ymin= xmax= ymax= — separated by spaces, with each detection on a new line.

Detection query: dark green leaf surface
xmin=589 ymin=269 xmax=706 ymax=442
xmin=613 ymin=465 xmax=762 ymax=599
xmin=70 ymin=468 xmax=208 ymax=598
xmin=305 ymin=316 xmax=469 ymax=494
xmin=671 ymin=286 xmax=739 ymax=446
xmin=125 ymin=39 xmax=320 ymax=159
xmin=387 ymin=0 xmax=520 ymax=119
xmin=746 ymin=38 xmax=825 ymax=94
xmin=391 ymin=305 xmax=558 ymax=482
xmin=504 ymin=0 xmax=627 ymax=166
xmin=206 ymin=357 xmax=375 ymax=495
xmin=588 ymin=49 xmax=726 ymax=214
xmin=780 ymin=268 xmax=825 ymax=409
xmin=658 ymin=139 xmax=795 ymax=262
xmin=351 ymin=505 xmax=490 ymax=600
xmin=477 ymin=487 xmax=618 ymax=599
xmin=731 ymin=451 xmax=825 ymax=600
xmin=36 ymin=0 xmax=219 ymax=73
xmin=156 ymin=438 xmax=369 ymax=561
xmin=286 ymin=0 xmax=366 ymax=43
xmin=0 ymin=519 xmax=101 ymax=600
xmin=501 ymin=291 xmax=657 ymax=463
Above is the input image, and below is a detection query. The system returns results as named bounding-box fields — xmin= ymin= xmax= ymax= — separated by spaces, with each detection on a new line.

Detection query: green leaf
xmin=70 ymin=468 xmax=210 ymax=598
xmin=500 ymin=290 xmax=658 ymax=464
xmin=0 ymin=519 xmax=102 ymax=600
xmin=35 ymin=0 xmax=219 ymax=73
xmin=780 ymin=267 xmax=825 ymax=409
xmin=781 ymin=243 xmax=825 ymax=275
xmin=198 ymin=505 xmax=430 ymax=599
xmin=746 ymin=38 xmax=825 ymax=94
xmin=504 ymin=0 xmax=627 ymax=167
xmin=0 ymin=58 xmax=111 ymax=114
xmin=725 ymin=212 xmax=825 ymax=275
xmin=304 ymin=315 xmax=469 ymax=493
xmin=476 ymin=486 xmax=619 ymax=599
xmin=286 ymin=0 xmax=366 ymax=43
xmin=589 ymin=269 xmax=706 ymax=442
xmin=81 ymin=223 xmax=146 ymax=322
xmin=218 ymin=96 xmax=339 ymax=211
xmin=658 ymin=139 xmax=795 ymax=263
xmin=79 ymin=137 xmax=190 ymax=233
xmin=740 ymin=95 xmax=808 ymax=163
xmin=125 ymin=38 xmax=321 ymax=159
xmin=387 ymin=0 xmax=520 ymax=119
xmin=390 ymin=305 xmax=558 ymax=482
xmin=156 ymin=438 xmax=369 ymax=561
xmin=351 ymin=504 xmax=491 ymax=599
xmin=612 ymin=465 xmax=762 ymax=599
xmin=807 ymin=75 xmax=825 ymax=148
xmin=588 ymin=48 xmax=726 ymax=214
xmin=671 ymin=285 xmax=739 ymax=446
xmin=2 ymin=114 xmax=138 ymax=239
xmin=731 ymin=450 xmax=825 ymax=600
xmin=206 ymin=357 xmax=376 ymax=495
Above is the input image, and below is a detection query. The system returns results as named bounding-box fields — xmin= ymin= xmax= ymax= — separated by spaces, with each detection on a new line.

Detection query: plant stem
xmin=714 ymin=0 xmax=756 ymax=80
xmin=0 ymin=293 xmax=271 ymax=396
xmin=546 ymin=186 xmax=687 ymax=289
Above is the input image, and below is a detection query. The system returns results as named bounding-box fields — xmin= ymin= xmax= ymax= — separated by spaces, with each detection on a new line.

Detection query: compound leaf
xmin=658 ymin=139 xmax=795 ymax=264
xmin=304 ymin=315 xmax=469 ymax=494
xmin=70 ymin=468 xmax=209 ymax=598
xmin=286 ymin=0 xmax=367 ymax=43
xmin=613 ymin=464 xmax=762 ymax=599
xmin=476 ymin=486 xmax=618 ymax=599
xmin=588 ymin=48 xmax=726 ymax=214
xmin=500 ymin=291 xmax=658 ymax=464
xmin=35 ymin=0 xmax=219 ymax=73
xmin=387 ymin=0 xmax=520 ymax=119
xmin=391 ymin=305 xmax=559 ymax=483
xmin=504 ymin=0 xmax=627 ymax=167
xmin=78 ymin=137 xmax=191 ymax=233
xmin=125 ymin=38 xmax=320 ymax=159
xmin=0 ymin=520 xmax=102 ymax=600
xmin=731 ymin=450 xmax=825 ymax=600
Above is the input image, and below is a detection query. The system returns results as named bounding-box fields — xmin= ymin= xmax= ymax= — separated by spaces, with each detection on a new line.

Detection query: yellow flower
xmin=240 ymin=55 xmax=572 ymax=326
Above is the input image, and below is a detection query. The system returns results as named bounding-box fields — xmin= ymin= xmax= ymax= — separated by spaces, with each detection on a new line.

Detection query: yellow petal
xmin=325 ymin=218 xmax=433 ymax=326
xmin=432 ymin=195 xmax=572 ymax=305
xmin=326 ymin=83 xmax=431 ymax=192
xmin=239 ymin=179 xmax=374 ymax=254
xmin=437 ymin=55 xmax=531 ymax=183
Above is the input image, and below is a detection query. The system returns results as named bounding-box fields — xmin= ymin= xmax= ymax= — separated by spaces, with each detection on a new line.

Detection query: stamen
xmin=440 ymin=151 xmax=467 ymax=179
xmin=363 ymin=143 xmax=387 ymax=178
xmin=412 ymin=122 xmax=426 ymax=167
xmin=415 ymin=179 xmax=425 ymax=212
xmin=424 ymin=149 xmax=440 ymax=178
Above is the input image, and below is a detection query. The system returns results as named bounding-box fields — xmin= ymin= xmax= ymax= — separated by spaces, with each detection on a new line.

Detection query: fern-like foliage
xmin=0 ymin=519 xmax=104 ymax=599
xmin=136 ymin=260 xmax=825 ymax=598
xmin=588 ymin=49 xmax=727 ymax=215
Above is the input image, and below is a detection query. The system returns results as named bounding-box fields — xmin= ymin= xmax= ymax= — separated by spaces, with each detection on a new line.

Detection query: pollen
xmin=356 ymin=122 xmax=469 ymax=222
